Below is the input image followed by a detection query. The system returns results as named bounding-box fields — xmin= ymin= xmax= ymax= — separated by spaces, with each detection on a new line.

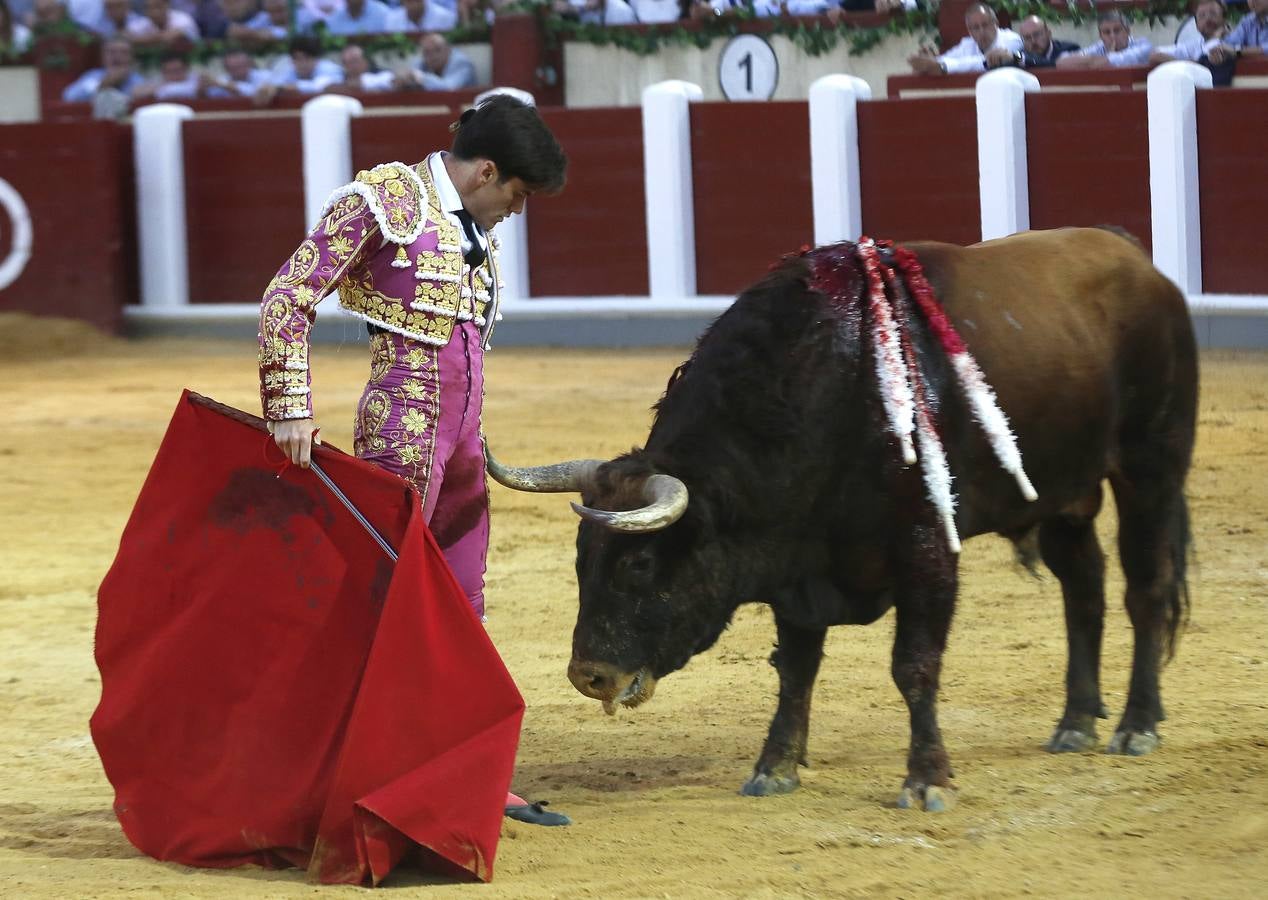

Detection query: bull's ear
xmin=570 ymin=474 xmax=688 ymax=533
xmin=483 ymin=439 xmax=603 ymax=493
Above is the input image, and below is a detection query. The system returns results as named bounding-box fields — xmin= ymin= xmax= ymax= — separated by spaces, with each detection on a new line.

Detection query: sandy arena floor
xmin=0 ymin=313 xmax=1265 ymax=898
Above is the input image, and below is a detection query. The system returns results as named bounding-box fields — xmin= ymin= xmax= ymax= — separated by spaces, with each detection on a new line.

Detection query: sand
xmin=1 ymin=313 xmax=1265 ymax=898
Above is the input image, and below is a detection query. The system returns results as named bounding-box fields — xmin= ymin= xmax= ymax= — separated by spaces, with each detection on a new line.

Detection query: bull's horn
xmin=570 ymin=473 xmax=688 ymax=533
xmin=483 ymin=439 xmax=602 ymax=493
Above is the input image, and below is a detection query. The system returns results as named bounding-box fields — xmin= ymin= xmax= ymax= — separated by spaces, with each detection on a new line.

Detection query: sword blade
xmin=309 ymin=460 xmax=399 ymax=562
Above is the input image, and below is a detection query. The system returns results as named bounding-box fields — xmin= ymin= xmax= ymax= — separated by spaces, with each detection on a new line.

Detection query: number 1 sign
xmin=719 ymin=34 xmax=779 ymax=101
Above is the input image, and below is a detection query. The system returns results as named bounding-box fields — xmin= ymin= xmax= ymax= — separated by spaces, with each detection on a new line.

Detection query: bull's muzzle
xmin=567 ymin=658 xmax=657 ymax=715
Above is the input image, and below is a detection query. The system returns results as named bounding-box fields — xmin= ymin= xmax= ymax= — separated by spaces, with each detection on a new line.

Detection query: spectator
xmin=301 ymin=0 xmax=340 ymax=25
xmin=203 ymin=45 xmax=273 ymax=98
xmin=85 ymin=0 xmax=143 ymax=38
xmin=983 ymin=15 xmax=1080 ymax=68
xmin=32 ymin=0 xmax=83 ymax=33
xmin=385 ymin=0 xmax=456 ymax=29
xmin=0 ymin=0 xmax=33 ymax=53
xmin=127 ymin=0 xmax=201 ymax=47
xmin=198 ymin=0 xmax=255 ymax=40
xmin=385 ymin=0 xmax=456 ymax=31
xmin=456 ymin=0 xmax=498 ymax=27
xmin=908 ymin=3 xmax=1021 ymax=75
xmin=246 ymin=0 xmax=316 ymax=41
xmin=133 ymin=48 xmax=200 ymax=100
xmin=61 ymin=36 xmax=145 ymax=116
xmin=398 ymin=31 xmax=477 ymax=90
xmin=1057 ymin=11 xmax=1153 ymax=68
xmin=555 ymin=0 xmax=636 ymax=25
xmin=1208 ymin=0 xmax=1267 ymax=63
xmin=324 ymin=0 xmax=390 ymax=34
xmin=260 ymin=34 xmax=342 ymax=99
xmin=326 ymin=43 xmax=394 ymax=92
xmin=629 ymin=0 xmax=679 ymax=21
xmin=1151 ymin=0 xmax=1228 ymax=63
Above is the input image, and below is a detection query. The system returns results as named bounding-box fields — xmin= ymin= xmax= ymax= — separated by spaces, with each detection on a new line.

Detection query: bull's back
xmin=903 ymin=228 xmax=1197 ymax=529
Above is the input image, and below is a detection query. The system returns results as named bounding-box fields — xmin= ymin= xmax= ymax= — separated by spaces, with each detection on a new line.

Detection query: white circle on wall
xmin=719 ymin=35 xmax=779 ymax=102
xmin=0 ymin=178 xmax=33 ymax=291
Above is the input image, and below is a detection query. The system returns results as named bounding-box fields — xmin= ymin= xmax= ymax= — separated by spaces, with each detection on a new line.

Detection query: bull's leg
xmin=892 ymin=540 xmax=958 ymax=812
xmin=1038 ymin=501 xmax=1109 ymax=753
xmin=1106 ymin=473 xmax=1190 ymax=756
xmin=740 ymin=613 xmax=825 ymax=797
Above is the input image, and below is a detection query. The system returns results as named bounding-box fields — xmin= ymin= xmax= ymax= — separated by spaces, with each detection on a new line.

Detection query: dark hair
xmin=450 ymin=94 xmax=567 ymax=194
xmin=1097 ymin=10 xmax=1128 ymax=26
xmin=289 ymin=35 xmax=322 ymax=58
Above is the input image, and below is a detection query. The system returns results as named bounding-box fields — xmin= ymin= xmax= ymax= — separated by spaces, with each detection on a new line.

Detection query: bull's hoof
xmin=1106 ymin=730 xmax=1160 ymax=756
xmin=896 ymin=782 xmax=955 ymax=812
xmin=740 ymin=770 xmax=800 ymax=797
xmin=1045 ymin=727 xmax=1098 ymax=753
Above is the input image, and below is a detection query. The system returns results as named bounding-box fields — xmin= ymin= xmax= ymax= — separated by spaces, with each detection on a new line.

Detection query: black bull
xmin=487 ymin=228 xmax=1197 ymax=811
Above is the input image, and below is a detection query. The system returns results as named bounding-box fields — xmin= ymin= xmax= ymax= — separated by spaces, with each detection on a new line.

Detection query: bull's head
xmin=486 ymin=443 xmax=736 ymax=715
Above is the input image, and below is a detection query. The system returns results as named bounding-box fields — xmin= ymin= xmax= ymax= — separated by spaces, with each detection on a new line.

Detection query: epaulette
xmin=321 ymin=161 xmax=428 ymax=246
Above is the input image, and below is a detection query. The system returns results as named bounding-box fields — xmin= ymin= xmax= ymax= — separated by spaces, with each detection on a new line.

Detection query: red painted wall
xmin=1197 ymin=90 xmax=1266 ymax=295
xmin=0 ymin=121 xmax=134 ymax=331
xmin=1026 ymin=92 xmax=1151 ymax=250
xmin=533 ymin=107 xmax=647 ymax=296
xmin=350 ymin=113 xmax=457 ymax=175
xmin=183 ymin=117 xmax=305 ymax=304
xmin=690 ymin=101 xmax=814 ymax=296
xmin=858 ymin=97 xmax=980 ymax=246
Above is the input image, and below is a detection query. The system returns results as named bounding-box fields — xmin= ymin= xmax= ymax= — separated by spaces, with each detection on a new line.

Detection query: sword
xmin=310 ymin=459 xmax=399 ymax=563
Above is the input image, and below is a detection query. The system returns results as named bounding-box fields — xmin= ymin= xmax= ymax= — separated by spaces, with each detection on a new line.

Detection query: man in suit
xmin=986 ymin=15 xmax=1081 ymax=68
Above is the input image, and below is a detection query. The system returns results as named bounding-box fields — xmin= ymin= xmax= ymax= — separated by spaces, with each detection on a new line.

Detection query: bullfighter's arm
xmin=258 ymin=193 xmax=382 ymax=422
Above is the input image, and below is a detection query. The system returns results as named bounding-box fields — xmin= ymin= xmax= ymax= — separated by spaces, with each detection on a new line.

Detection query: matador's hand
xmin=268 ymin=418 xmax=322 ymax=468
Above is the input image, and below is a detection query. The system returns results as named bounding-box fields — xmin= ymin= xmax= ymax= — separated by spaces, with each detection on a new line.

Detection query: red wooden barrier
xmin=182 ymin=117 xmax=305 ymax=304
xmin=350 ymin=112 xmax=456 ymax=175
xmin=690 ymin=101 xmax=814 ymax=296
xmin=532 ymin=106 xmax=647 ymax=296
xmin=888 ymin=68 xmax=1146 ymax=98
xmin=1197 ymin=89 xmax=1267 ymax=295
xmin=1025 ymin=91 xmax=1151 ymax=250
xmin=857 ymin=96 xmax=980 ymax=246
xmin=0 ymin=120 xmax=133 ymax=331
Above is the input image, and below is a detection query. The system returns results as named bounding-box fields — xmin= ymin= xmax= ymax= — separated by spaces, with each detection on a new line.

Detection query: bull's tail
xmin=1164 ymin=492 xmax=1193 ymax=663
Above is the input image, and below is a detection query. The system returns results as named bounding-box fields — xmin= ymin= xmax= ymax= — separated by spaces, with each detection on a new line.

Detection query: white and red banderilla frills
xmin=809 ymin=238 xmax=1037 ymax=553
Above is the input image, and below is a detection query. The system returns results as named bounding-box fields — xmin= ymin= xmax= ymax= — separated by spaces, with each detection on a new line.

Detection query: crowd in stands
xmin=2 ymin=0 xmax=1265 ymax=113
xmin=908 ymin=1 xmax=1265 ymax=86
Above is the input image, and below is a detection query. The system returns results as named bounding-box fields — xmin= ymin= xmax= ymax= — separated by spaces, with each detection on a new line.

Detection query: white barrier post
xmin=976 ymin=68 xmax=1040 ymax=242
xmin=134 ymin=104 xmax=194 ymax=308
xmin=809 ymin=74 xmax=871 ymax=246
xmin=1148 ymin=61 xmax=1212 ymax=295
xmin=301 ymin=94 xmax=364 ymax=231
xmin=642 ymin=80 xmax=702 ymax=299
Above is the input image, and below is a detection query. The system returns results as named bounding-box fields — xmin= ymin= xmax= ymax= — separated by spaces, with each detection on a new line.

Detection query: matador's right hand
xmin=268 ymin=418 xmax=322 ymax=469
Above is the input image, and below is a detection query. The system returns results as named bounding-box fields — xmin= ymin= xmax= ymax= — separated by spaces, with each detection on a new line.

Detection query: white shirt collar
xmin=428 ymin=151 xmax=464 ymax=217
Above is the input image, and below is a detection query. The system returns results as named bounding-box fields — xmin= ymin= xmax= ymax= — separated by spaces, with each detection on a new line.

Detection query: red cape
xmin=91 ymin=392 xmax=524 ymax=885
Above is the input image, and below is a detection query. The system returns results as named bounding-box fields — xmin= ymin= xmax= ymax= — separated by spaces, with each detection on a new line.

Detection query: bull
xmin=488 ymin=228 xmax=1197 ymax=811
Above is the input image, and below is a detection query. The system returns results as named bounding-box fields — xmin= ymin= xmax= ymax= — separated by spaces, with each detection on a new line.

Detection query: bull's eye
xmin=622 ymin=551 xmax=655 ymax=582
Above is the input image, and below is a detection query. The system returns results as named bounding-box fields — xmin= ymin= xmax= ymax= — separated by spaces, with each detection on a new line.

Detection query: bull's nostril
xmin=588 ymin=674 xmax=609 ymax=692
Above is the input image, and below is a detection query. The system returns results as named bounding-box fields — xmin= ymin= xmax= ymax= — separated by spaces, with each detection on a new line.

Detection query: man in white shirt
xmin=326 ymin=43 xmax=395 ymax=93
xmin=908 ymin=3 xmax=1021 ymax=75
xmin=1149 ymin=0 xmax=1227 ymax=64
xmin=127 ymin=0 xmax=201 ymax=46
xmin=384 ymin=0 xmax=457 ymax=32
xmin=1057 ymin=10 xmax=1153 ymax=68
xmin=397 ymin=31 xmax=477 ymax=91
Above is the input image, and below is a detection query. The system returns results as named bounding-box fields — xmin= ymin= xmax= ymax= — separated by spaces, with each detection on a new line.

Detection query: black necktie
xmin=453 ymin=208 xmax=486 ymax=268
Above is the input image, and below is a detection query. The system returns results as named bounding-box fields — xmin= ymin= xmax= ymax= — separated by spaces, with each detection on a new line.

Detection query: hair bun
xmin=448 ymin=106 xmax=477 ymax=134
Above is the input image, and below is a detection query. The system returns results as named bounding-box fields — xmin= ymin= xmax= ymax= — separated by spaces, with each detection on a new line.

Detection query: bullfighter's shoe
xmin=504 ymin=791 xmax=571 ymax=827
